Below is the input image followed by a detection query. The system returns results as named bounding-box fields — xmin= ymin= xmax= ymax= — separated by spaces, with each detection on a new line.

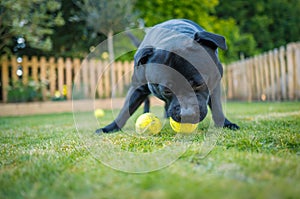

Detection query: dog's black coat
xmin=96 ymin=19 xmax=239 ymax=134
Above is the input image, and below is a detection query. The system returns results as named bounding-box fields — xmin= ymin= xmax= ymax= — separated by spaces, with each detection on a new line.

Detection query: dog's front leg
xmin=208 ymin=82 xmax=239 ymax=130
xmin=95 ymin=85 xmax=150 ymax=134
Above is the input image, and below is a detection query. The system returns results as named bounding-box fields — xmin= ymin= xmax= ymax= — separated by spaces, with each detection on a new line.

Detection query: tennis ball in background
xmin=94 ymin=109 xmax=105 ymax=118
xmin=169 ymin=117 xmax=198 ymax=133
xmin=135 ymin=113 xmax=162 ymax=135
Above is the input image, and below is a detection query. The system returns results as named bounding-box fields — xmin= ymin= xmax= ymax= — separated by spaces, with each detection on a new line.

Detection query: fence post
xmin=124 ymin=61 xmax=133 ymax=91
xmin=57 ymin=57 xmax=64 ymax=96
xmin=32 ymin=56 xmax=38 ymax=82
xmin=246 ymin=59 xmax=252 ymax=102
xmin=279 ymin=46 xmax=287 ymax=100
xmin=11 ymin=56 xmax=18 ymax=82
xmin=104 ymin=61 xmax=111 ymax=98
xmin=286 ymin=43 xmax=295 ymax=100
xmin=272 ymin=49 xmax=281 ymax=100
xmin=73 ymin=58 xmax=81 ymax=97
xmin=233 ymin=64 xmax=238 ymax=99
xmin=268 ymin=50 xmax=275 ymax=101
xmin=116 ymin=61 xmax=124 ymax=96
xmin=40 ymin=56 xmax=47 ymax=100
xmin=225 ymin=66 xmax=231 ymax=100
xmin=241 ymin=60 xmax=248 ymax=100
xmin=230 ymin=64 xmax=235 ymax=99
xmin=22 ymin=56 xmax=29 ymax=85
xmin=66 ymin=58 xmax=72 ymax=100
xmin=89 ymin=59 xmax=96 ymax=98
xmin=258 ymin=55 xmax=264 ymax=100
xmin=1 ymin=56 xmax=9 ymax=102
xmin=251 ymin=58 xmax=257 ymax=100
xmin=253 ymin=56 xmax=259 ymax=100
xmin=82 ymin=59 xmax=89 ymax=98
xmin=295 ymin=43 xmax=300 ymax=99
xmin=49 ymin=57 xmax=56 ymax=97
xmin=97 ymin=60 xmax=104 ymax=98
xmin=263 ymin=53 xmax=271 ymax=100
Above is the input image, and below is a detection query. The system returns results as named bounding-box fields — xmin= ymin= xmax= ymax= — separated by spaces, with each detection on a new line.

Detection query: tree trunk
xmin=107 ymin=29 xmax=115 ymax=97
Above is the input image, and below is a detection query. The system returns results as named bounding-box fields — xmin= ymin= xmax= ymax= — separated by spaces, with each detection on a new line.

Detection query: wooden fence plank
xmin=57 ymin=57 xmax=64 ymax=95
xmin=65 ymin=58 xmax=72 ymax=100
xmin=286 ymin=43 xmax=295 ymax=100
xmin=230 ymin=64 xmax=235 ymax=99
xmin=32 ymin=56 xmax=38 ymax=82
xmin=279 ymin=46 xmax=287 ymax=100
xmin=259 ymin=55 xmax=266 ymax=100
xmin=89 ymin=59 xmax=96 ymax=98
xmin=241 ymin=60 xmax=247 ymax=100
xmin=246 ymin=59 xmax=252 ymax=102
xmin=124 ymin=61 xmax=130 ymax=86
xmin=268 ymin=50 xmax=276 ymax=101
xmin=273 ymin=49 xmax=281 ymax=100
xmin=253 ymin=56 xmax=259 ymax=100
xmin=1 ymin=56 xmax=9 ymax=102
xmin=226 ymin=67 xmax=233 ymax=100
xmin=250 ymin=59 xmax=257 ymax=100
xmin=82 ymin=59 xmax=89 ymax=98
xmin=97 ymin=60 xmax=104 ymax=98
xmin=73 ymin=58 xmax=81 ymax=84
xmin=22 ymin=56 xmax=29 ymax=85
xmin=233 ymin=64 xmax=238 ymax=99
xmin=263 ymin=53 xmax=271 ymax=100
xmin=73 ymin=58 xmax=81 ymax=94
xmin=40 ymin=57 xmax=47 ymax=101
xmin=116 ymin=61 xmax=124 ymax=96
xmin=49 ymin=57 xmax=56 ymax=97
xmin=11 ymin=56 xmax=18 ymax=82
xmin=295 ymin=43 xmax=300 ymax=98
xmin=104 ymin=61 xmax=110 ymax=98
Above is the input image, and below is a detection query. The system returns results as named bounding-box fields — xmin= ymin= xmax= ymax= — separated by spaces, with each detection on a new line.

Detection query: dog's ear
xmin=194 ymin=31 xmax=227 ymax=50
xmin=134 ymin=47 xmax=154 ymax=66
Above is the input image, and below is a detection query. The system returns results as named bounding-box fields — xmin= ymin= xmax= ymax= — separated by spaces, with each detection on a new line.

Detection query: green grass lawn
xmin=1 ymin=102 xmax=300 ymax=199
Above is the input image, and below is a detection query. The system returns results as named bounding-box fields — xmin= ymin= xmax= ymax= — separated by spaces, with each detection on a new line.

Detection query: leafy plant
xmin=7 ymin=80 xmax=46 ymax=103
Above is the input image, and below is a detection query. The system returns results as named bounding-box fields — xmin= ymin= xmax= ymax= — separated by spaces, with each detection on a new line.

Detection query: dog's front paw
xmin=95 ymin=122 xmax=121 ymax=134
xmin=95 ymin=128 xmax=106 ymax=134
xmin=223 ymin=119 xmax=240 ymax=130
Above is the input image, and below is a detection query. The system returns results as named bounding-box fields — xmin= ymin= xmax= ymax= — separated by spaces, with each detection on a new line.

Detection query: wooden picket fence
xmin=225 ymin=42 xmax=300 ymax=101
xmin=1 ymin=42 xmax=300 ymax=103
xmin=0 ymin=55 xmax=134 ymax=102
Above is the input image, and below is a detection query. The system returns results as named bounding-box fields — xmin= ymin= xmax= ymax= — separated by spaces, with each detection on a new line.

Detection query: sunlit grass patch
xmin=1 ymin=102 xmax=300 ymax=199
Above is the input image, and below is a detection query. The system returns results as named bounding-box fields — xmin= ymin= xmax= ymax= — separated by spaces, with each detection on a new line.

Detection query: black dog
xmin=96 ymin=19 xmax=239 ymax=133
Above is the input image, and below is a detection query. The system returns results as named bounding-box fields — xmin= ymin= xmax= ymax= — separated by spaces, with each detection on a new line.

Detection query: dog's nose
xmin=180 ymin=107 xmax=199 ymax=123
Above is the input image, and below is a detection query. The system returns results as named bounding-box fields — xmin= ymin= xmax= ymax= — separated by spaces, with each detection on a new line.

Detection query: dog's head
xmin=133 ymin=29 xmax=227 ymax=124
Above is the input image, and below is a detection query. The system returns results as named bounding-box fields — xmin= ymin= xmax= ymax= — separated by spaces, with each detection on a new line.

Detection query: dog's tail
xmin=126 ymin=31 xmax=141 ymax=47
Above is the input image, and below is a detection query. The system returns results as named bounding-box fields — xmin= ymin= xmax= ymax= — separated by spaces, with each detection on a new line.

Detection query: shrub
xmin=7 ymin=80 xmax=46 ymax=103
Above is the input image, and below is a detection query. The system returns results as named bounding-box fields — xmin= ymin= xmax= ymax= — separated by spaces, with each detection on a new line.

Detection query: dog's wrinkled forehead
xmin=144 ymin=63 xmax=203 ymax=96
xmin=147 ymin=49 xmax=201 ymax=79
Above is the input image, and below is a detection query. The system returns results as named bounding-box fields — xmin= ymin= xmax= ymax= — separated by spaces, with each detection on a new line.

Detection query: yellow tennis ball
xmin=169 ymin=117 xmax=198 ymax=133
xmin=135 ymin=113 xmax=162 ymax=135
xmin=94 ymin=109 xmax=105 ymax=118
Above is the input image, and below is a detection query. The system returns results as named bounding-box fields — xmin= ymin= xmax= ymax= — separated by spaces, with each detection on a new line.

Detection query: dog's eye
xmin=161 ymin=87 xmax=173 ymax=96
xmin=194 ymin=84 xmax=207 ymax=91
